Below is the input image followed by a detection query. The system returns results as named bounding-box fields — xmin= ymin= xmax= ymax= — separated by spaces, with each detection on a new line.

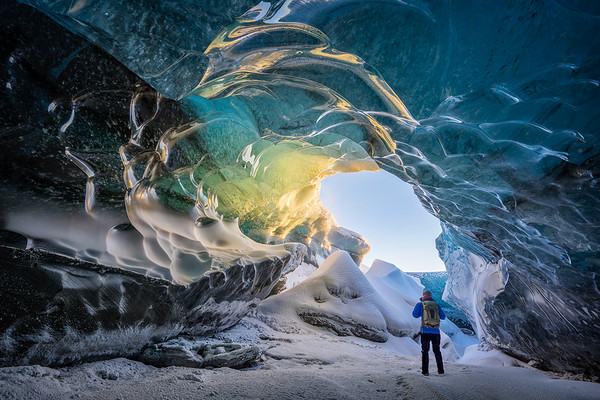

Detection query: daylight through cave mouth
xmin=319 ymin=169 xmax=444 ymax=272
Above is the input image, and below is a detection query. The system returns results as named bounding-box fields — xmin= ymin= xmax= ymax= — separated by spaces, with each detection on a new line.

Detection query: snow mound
xmin=365 ymin=259 xmax=398 ymax=276
xmin=358 ymin=263 xmax=370 ymax=274
xmin=365 ymin=259 xmax=424 ymax=306
xmin=459 ymin=345 xmax=529 ymax=368
xmin=257 ymin=251 xmax=421 ymax=342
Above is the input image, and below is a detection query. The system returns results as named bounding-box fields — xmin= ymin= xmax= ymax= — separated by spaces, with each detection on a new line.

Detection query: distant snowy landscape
xmin=2 ymin=251 xmax=598 ymax=399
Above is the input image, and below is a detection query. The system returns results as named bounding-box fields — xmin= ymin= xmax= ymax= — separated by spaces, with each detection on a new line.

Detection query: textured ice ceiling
xmin=2 ymin=0 xmax=599 ymax=374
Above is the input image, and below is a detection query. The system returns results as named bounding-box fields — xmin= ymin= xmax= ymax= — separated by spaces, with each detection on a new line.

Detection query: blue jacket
xmin=412 ymin=298 xmax=446 ymax=334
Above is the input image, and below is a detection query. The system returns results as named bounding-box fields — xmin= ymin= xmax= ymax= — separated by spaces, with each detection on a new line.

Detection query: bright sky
xmin=319 ymin=169 xmax=445 ymax=272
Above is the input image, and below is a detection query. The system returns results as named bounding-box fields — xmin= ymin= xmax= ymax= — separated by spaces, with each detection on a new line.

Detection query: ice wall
xmin=3 ymin=0 xmax=600 ymax=373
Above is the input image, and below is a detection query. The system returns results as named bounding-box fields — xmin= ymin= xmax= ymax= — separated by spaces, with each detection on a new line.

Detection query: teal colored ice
xmin=4 ymin=0 xmax=600 ymax=374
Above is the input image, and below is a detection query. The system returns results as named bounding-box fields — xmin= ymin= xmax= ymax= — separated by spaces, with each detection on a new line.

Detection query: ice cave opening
xmin=319 ymin=169 xmax=444 ymax=273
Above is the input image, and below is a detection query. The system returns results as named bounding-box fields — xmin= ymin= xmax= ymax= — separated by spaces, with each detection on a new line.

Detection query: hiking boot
xmin=422 ymin=372 xmax=429 ymax=376
xmin=438 ymin=371 xmax=444 ymax=375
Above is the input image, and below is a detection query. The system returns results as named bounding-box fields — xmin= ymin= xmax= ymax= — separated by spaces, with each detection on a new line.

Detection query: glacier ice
xmin=406 ymin=270 xmax=474 ymax=332
xmin=2 ymin=0 xmax=599 ymax=374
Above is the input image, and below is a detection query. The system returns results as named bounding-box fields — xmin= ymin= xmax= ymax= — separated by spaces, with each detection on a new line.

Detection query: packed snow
xmin=257 ymin=251 xmax=427 ymax=344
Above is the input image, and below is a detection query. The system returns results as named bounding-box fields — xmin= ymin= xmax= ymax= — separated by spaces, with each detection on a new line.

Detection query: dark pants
xmin=421 ymin=333 xmax=444 ymax=374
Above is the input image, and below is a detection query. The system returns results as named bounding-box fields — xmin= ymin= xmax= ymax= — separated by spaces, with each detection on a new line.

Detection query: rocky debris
xmin=298 ymin=311 xmax=388 ymax=342
xmin=138 ymin=338 xmax=261 ymax=369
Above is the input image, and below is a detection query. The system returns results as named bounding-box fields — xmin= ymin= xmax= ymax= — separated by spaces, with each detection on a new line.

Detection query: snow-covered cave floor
xmin=1 ymin=315 xmax=598 ymax=400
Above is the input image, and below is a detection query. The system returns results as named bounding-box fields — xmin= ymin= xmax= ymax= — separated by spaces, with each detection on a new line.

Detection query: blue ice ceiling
xmin=2 ymin=0 xmax=599 ymax=374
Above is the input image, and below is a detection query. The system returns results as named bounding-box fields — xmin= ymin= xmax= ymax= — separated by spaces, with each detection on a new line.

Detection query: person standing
xmin=412 ymin=289 xmax=446 ymax=375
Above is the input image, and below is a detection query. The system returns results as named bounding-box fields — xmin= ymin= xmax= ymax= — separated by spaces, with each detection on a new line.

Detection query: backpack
xmin=421 ymin=300 xmax=440 ymax=329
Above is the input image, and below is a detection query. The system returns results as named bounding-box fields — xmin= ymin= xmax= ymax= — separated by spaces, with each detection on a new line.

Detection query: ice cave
xmin=1 ymin=0 xmax=599 ymax=382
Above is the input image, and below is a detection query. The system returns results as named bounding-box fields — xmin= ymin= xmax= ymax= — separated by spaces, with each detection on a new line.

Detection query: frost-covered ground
xmin=1 ymin=252 xmax=598 ymax=399
xmin=2 ymin=318 xmax=598 ymax=400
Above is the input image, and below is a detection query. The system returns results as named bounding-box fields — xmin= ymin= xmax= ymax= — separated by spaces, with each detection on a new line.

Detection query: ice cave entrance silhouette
xmin=320 ymin=170 xmax=445 ymax=272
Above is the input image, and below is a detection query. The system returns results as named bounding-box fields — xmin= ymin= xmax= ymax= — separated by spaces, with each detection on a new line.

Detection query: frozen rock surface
xmin=2 ymin=0 xmax=600 ymax=374
xmin=0 ymin=245 xmax=301 ymax=366
xmin=138 ymin=338 xmax=260 ymax=369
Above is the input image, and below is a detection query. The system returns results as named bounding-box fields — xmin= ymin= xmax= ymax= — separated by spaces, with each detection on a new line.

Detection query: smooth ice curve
xmin=2 ymin=0 xmax=599 ymax=374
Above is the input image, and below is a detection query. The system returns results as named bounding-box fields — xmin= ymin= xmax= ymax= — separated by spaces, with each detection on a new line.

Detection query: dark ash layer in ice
xmin=138 ymin=338 xmax=261 ymax=369
xmin=0 ymin=245 xmax=303 ymax=366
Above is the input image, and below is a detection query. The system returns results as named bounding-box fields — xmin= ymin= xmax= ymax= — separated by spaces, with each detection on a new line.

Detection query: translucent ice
xmin=3 ymin=0 xmax=600 ymax=373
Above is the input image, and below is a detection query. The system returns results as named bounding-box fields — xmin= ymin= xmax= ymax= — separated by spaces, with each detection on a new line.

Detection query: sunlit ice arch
xmin=123 ymin=95 xmax=385 ymax=284
xmin=120 ymin=16 xmax=419 ymax=284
